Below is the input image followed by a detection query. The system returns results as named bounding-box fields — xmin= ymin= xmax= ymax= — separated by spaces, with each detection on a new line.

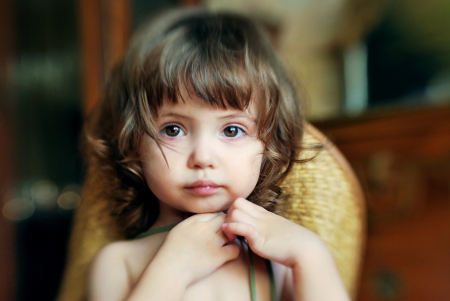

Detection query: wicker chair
xmin=57 ymin=123 xmax=366 ymax=300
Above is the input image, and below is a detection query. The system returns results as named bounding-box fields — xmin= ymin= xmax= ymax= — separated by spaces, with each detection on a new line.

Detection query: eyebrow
xmin=159 ymin=112 xmax=256 ymax=122
xmin=219 ymin=113 xmax=256 ymax=123
xmin=159 ymin=112 xmax=188 ymax=118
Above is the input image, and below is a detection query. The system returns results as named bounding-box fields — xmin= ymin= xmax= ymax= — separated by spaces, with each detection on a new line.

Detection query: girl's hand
xmin=221 ymin=197 xmax=323 ymax=268
xmin=152 ymin=213 xmax=240 ymax=286
xmin=128 ymin=213 xmax=239 ymax=301
xmin=222 ymin=198 xmax=350 ymax=301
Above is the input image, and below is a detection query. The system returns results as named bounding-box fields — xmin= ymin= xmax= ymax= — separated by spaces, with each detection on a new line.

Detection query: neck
xmin=151 ymin=201 xmax=185 ymax=229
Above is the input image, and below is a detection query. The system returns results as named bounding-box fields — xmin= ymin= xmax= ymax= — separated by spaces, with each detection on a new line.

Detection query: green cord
xmin=249 ymin=246 xmax=277 ymax=301
xmin=267 ymin=259 xmax=277 ymax=301
xmin=248 ymin=247 xmax=257 ymax=301
xmin=134 ymin=224 xmax=177 ymax=239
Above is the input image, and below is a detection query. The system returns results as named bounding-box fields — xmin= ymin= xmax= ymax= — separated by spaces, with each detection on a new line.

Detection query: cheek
xmin=142 ymin=159 xmax=173 ymax=201
xmin=140 ymin=145 xmax=170 ymax=181
xmin=252 ymin=143 xmax=264 ymax=170
xmin=238 ymin=154 xmax=263 ymax=198
xmin=251 ymin=145 xmax=265 ymax=184
xmin=252 ymin=154 xmax=264 ymax=181
xmin=240 ymin=148 xmax=264 ymax=182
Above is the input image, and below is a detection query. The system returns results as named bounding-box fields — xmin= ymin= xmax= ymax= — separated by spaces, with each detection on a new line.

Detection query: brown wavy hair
xmin=84 ymin=8 xmax=304 ymax=238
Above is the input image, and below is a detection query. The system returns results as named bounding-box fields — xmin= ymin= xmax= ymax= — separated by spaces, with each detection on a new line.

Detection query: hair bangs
xmin=156 ymin=16 xmax=272 ymax=112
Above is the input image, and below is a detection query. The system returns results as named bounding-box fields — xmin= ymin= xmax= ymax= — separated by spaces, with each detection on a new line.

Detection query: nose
xmin=187 ymin=136 xmax=215 ymax=169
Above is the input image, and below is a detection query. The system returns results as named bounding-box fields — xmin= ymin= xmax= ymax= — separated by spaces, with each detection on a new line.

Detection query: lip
xmin=185 ymin=180 xmax=220 ymax=196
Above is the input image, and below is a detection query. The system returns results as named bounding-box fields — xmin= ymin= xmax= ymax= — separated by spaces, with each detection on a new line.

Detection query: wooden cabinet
xmin=0 ymin=0 xmax=16 ymax=300
xmin=315 ymin=104 xmax=450 ymax=301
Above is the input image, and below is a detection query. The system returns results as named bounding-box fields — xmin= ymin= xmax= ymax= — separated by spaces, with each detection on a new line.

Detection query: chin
xmin=177 ymin=195 xmax=233 ymax=214
xmin=189 ymin=203 xmax=230 ymax=214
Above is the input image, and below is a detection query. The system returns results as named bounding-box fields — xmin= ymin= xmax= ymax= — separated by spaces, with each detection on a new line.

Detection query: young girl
xmin=86 ymin=8 xmax=350 ymax=301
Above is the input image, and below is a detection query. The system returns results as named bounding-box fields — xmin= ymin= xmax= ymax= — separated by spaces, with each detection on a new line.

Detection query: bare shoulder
xmin=88 ymin=235 xmax=164 ymax=300
xmin=92 ymin=234 xmax=162 ymax=273
xmin=88 ymin=240 xmax=138 ymax=283
xmin=91 ymin=240 xmax=130 ymax=270
xmin=87 ymin=241 xmax=134 ymax=301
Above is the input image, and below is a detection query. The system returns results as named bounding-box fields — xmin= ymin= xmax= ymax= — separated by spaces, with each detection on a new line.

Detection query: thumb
xmin=221 ymin=223 xmax=237 ymax=242
xmin=220 ymin=243 xmax=240 ymax=262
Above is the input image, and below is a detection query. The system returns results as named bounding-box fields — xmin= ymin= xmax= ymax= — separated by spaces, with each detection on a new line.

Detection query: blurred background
xmin=0 ymin=0 xmax=449 ymax=300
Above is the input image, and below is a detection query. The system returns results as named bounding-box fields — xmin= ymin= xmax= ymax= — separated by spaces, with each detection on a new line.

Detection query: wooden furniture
xmin=0 ymin=0 xmax=16 ymax=300
xmin=78 ymin=0 xmax=131 ymax=115
xmin=315 ymin=104 xmax=450 ymax=301
xmin=78 ymin=0 xmax=195 ymax=116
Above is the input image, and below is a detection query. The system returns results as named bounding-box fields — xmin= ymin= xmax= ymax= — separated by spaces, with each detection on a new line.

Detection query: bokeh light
xmin=2 ymin=198 xmax=35 ymax=221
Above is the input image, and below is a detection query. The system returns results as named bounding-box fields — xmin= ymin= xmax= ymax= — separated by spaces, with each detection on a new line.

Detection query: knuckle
xmin=235 ymin=197 xmax=246 ymax=206
xmin=226 ymin=209 xmax=238 ymax=222
xmin=247 ymin=225 xmax=256 ymax=237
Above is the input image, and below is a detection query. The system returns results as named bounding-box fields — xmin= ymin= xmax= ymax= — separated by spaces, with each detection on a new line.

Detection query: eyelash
xmin=161 ymin=124 xmax=185 ymax=138
xmin=222 ymin=125 xmax=247 ymax=138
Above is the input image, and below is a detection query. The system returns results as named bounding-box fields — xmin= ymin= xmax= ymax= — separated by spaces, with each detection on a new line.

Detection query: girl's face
xmin=139 ymin=89 xmax=264 ymax=220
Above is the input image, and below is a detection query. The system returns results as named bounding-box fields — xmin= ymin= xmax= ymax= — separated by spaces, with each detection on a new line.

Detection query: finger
xmin=220 ymin=224 xmax=237 ymax=242
xmin=207 ymin=215 xmax=232 ymax=245
xmin=213 ymin=228 xmax=234 ymax=247
xmin=226 ymin=198 xmax=249 ymax=214
xmin=222 ymin=222 xmax=258 ymax=244
xmin=209 ymin=213 xmax=226 ymax=229
xmin=220 ymin=242 xmax=240 ymax=262
xmin=226 ymin=198 xmax=261 ymax=220
xmin=225 ymin=207 xmax=252 ymax=225
xmin=233 ymin=197 xmax=266 ymax=214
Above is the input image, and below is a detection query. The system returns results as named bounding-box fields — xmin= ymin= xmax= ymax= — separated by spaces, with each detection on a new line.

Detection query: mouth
xmin=185 ymin=180 xmax=220 ymax=196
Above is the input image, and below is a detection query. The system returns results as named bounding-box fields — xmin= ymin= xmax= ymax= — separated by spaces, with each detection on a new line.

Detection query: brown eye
xmin=164 ymin=125 xmax=182 ymax=137
xmin=223 ymin=126 xmax=244 ymax=138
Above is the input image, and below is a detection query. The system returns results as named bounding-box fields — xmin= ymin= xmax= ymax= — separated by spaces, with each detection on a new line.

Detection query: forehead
xmin=158 ymin=85 xmax=259 ymax=119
